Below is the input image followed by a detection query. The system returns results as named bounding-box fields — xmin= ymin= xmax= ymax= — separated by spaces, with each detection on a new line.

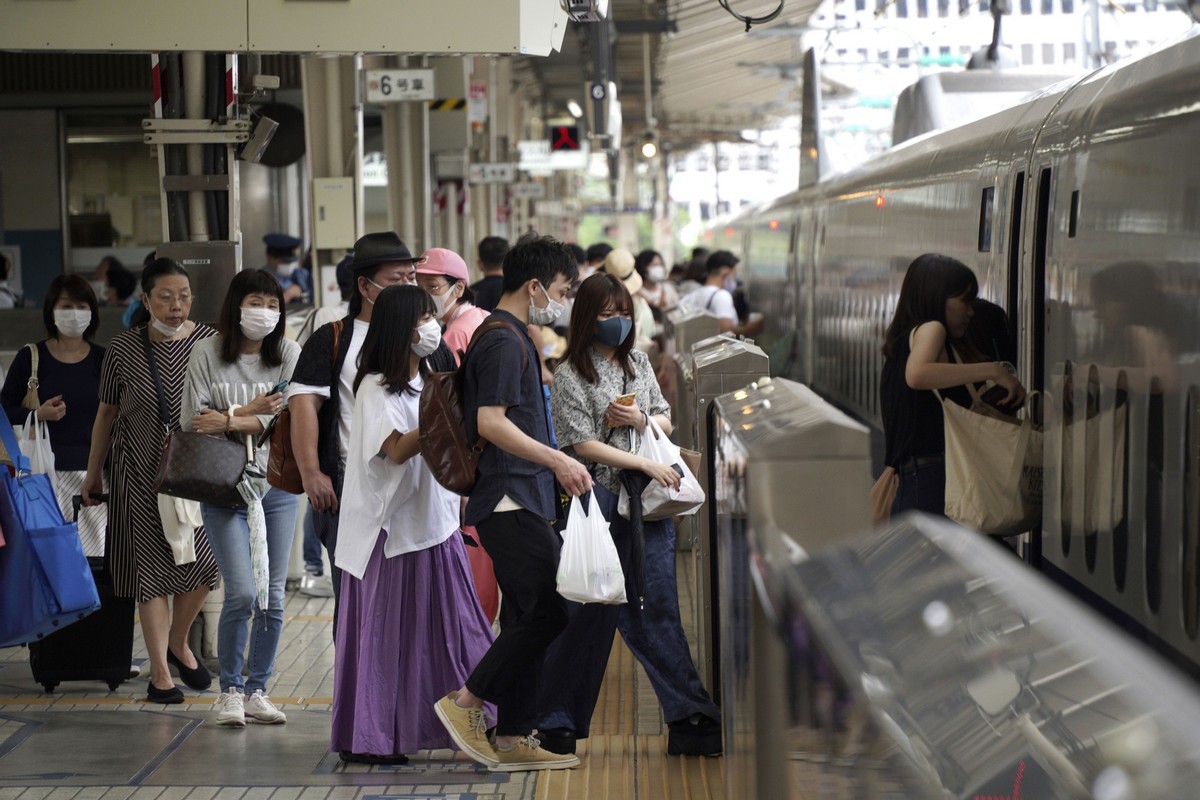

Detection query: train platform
xmin=0 ymin=556 xmax=723 ymax=800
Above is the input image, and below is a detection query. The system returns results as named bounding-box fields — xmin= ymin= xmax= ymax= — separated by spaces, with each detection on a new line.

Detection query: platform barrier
xmin=717 ymin=500 xmax=1200 ymax=798
xmin=667 ymin=309 xmax=719 ymax=452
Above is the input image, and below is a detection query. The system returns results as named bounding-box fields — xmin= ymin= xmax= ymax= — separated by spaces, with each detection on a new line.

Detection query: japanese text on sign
xmin=365 ymin=70 xmax=436 ymax=103
xmin=468 ymin=163 xmax=516 ymax=184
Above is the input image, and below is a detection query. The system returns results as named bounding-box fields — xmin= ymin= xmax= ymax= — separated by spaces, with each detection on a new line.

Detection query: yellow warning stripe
xmin=428 ymin=98 xmax=467 ymax=111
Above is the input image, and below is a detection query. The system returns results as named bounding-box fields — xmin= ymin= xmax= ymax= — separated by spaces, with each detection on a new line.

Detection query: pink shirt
xmin=442 ymin=303 xmax=491 ymax=364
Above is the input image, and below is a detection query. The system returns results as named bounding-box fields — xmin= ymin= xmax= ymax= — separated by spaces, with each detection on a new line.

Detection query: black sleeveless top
xmin=880 ymin=334 xmax=971 ymax=468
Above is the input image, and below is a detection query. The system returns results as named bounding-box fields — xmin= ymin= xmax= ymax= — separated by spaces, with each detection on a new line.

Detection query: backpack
xmin=420 ymin=318 xmax=528 ymax=495
xmin=264 ymin=319 xmax=343 ymax=494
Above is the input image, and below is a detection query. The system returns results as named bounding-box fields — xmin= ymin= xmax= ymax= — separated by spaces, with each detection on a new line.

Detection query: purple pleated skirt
xmin=331 ymin=530 xmax=496 ymax=756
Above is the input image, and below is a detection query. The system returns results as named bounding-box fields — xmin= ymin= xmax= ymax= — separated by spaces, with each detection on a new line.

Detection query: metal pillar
xmin=379 ymin=55 xmax=431 ymax=252
xmin=300 ymin=54 xmax=363 ymax=307
xmin=617 ymin=149 xmax=639 ymax=249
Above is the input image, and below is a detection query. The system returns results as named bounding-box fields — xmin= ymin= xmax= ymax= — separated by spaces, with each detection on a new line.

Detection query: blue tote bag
xmin=0 ymin=413 xmax=100 ymax=647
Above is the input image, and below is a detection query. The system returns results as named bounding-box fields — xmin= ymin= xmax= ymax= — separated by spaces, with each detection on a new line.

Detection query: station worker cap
xmin=264 ymin=233 xmax=301 ymax=258
xmin=415 ymin=248 xmax=469 ymax=283
xmin=349 ymin=231 xmax=416 ymax=273
xmin=601 ymin=248 xmax=642 ymax=295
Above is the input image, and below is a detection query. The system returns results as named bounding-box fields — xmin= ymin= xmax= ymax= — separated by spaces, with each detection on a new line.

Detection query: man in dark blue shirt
xmin=435 ymin=234 xmax=590 ymax=772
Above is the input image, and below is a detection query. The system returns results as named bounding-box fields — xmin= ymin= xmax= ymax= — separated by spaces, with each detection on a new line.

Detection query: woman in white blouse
xmin=330 ymin=284 xmax=494 ymax=765
xmin=537 ymin=273 xmax=723 ymax=758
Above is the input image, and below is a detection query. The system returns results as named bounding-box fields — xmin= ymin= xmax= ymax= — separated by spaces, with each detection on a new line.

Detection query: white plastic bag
xmin=619 ymin=418 xmax=705 ymax=521
xmin=20 ymin=412 xmax=59 ymax=496
xmin=556 ymin=495 xmax=627 ymax=605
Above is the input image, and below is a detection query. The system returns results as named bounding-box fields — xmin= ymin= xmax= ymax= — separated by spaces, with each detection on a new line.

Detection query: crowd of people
xmin=1 ymin=230 xmax=740 ymax=774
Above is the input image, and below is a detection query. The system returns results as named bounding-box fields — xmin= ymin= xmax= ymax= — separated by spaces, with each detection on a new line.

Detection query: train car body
xmin=718 ymin=28 xmax=1200 ymax=674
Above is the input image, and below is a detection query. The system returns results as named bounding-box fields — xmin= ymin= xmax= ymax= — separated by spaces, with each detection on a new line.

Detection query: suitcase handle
xmin=72 ymin=493 xmax=109 ymax=520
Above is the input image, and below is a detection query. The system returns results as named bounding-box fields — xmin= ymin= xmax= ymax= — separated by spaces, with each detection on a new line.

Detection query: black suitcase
xmin=28 ymin=494 xmax=135 ymax=693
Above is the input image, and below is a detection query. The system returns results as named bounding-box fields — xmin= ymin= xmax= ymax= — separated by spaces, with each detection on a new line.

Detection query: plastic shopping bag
xmin=21 ymin=412 xmax=59 ymax=497
xmin=619 ymin=418 xmax=704 ymax=521
xmin=556 ymin=494 xmax=627 ymax=605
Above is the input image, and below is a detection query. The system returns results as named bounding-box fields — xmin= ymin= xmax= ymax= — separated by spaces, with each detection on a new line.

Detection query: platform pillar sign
xmin=364 ymin=69 xmax=436 ymax=102
xmin=468 ymin=163 xmax=516 ymax=184
xmin=468 ymin=81 xmax=487 ymax=129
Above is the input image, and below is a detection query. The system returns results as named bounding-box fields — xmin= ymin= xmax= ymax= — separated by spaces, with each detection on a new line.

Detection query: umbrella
xmin=618 ymin=469 xmax=652 ymax=610
xmin=236 ymin=436 xmax=272 ymax=612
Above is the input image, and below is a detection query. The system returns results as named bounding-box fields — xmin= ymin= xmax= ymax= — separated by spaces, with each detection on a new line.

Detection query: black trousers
xmin=311 ymin=467 xmax=345 ymax=641
xmin=465 ymin=509 xmax=569 ymax=735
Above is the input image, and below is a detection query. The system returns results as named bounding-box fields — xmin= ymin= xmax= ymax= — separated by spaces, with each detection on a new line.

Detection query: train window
xmin=1113 ymin=373 xmax=1130 ymax=591
xmin=1184 ymin=386 xmax=1200 ymax=639
xmin=978 ymin=187 xmax=995 ymax=252
xmin=1064 ymin=41 xmax=1076 ymax=60
xmin=1061 ymin=361 xmax=1075 ymax=557
xmin=1146 ymin=380 xmax=1165 ymax=613
xmin=1069 ymin=190 xmax=1081 ymax=238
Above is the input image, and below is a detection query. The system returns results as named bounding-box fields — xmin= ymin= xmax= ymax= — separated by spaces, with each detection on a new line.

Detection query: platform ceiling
xmin=516 ymin=0 xmax=826 ymax=150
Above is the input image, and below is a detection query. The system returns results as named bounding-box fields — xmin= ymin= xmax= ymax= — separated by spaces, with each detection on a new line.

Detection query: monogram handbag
xmin=141 ymin=328 xmax=248 ymax=510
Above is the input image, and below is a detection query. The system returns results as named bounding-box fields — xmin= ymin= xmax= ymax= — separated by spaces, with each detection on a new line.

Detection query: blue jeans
xmin=201 ymin=487 xmax=298 ymax=693
xmin=537 ymin=483 xmax=720 ymax=736
xmin=302 ymin=505 xmax=323 ymax=573
xmin=892 ymin=461 xmax=946 ymax=517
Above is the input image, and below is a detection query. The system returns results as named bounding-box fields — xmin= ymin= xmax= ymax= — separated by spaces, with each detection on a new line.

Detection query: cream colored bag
xmin=937 ymin=382 xmax=1041 ymax=537
xmin=157 ymin=494 xmax=201 ymax=565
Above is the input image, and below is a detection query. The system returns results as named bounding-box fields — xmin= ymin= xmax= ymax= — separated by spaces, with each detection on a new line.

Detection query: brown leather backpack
xmin=420 ymin=318 xmax=527 ymax=495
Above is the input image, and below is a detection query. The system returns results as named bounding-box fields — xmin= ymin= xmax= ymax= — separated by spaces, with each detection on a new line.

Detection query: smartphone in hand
xmin=270 ymin=379 xmax=290 ymax=395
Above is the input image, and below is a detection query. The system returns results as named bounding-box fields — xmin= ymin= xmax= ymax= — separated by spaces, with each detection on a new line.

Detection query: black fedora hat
xmin=350 ymin=232 xmax=415 ymax=273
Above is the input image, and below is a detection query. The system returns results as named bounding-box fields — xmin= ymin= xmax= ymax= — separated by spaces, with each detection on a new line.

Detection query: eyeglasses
xmin=150 ymin=292 xmax=192 ymax=305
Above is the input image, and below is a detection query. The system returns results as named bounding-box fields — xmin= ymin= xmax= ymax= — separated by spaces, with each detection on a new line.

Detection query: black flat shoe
xmin=667 ymin=714 xmax=722 ymax=756
xmin=534 ymin=727 xmax=577 ymax=755
xmin=338 ymin=750 xmax=409 ymax=765
xmin=167 ymin=648 xmax=212 ymax=691
xmin=146 ymin=683 xmax=185 ymax=704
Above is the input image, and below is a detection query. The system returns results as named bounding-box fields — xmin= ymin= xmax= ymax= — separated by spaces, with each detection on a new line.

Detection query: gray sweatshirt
xmin=181 ymin=336 xmax=301 ymax=470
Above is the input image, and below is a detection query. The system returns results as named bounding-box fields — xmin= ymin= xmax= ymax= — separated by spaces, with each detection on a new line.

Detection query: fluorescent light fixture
xmin=566 ymin=99 xmax=584 ymax=119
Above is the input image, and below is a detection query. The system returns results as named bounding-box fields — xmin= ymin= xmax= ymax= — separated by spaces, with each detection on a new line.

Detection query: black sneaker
xmin=667 ymin=714 xmax=722 ymax=756
xmin=534 ymin=727 xmax=577 ymax=755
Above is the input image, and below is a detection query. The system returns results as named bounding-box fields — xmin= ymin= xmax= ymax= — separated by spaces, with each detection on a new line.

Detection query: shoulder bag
xmin=142 ymin=328 xmax=249 ymax=509
xmin=21 ymin=343 xmax=40 ymax=410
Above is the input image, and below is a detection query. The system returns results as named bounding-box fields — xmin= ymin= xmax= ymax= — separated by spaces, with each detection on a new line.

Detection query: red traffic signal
xmin=550 ymin=125 xmax=580 ymax=152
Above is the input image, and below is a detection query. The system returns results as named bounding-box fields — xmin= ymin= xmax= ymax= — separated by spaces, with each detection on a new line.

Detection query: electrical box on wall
xmin=312 ymin=178 xmax=356 ymax=249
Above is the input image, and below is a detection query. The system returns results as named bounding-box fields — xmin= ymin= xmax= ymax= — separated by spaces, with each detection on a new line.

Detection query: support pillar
xmin=378 ymin=56 xmax=431 ymax=252
xmin=616 ymin=149 xmax=639 ymax=250
xmin=301 ymin=54 xmax=363 ymax=307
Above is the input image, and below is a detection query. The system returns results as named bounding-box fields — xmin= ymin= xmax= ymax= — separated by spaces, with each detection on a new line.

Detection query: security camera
xmin=238 ymin=115 xmax=279 ymax=163
xmin=563 ymin=0 xmax=609 ymax=22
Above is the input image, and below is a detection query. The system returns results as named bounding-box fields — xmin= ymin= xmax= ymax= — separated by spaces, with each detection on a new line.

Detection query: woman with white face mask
xmin=1 ymin=275 xmax=108 ymax=555
xmin=332 ymin=285 xmax=495 ymax=765
xmin=414 ymin=248 xmax=490 ymax=366
xmin=634 ymin=249 xmax=679 ymax=323
xmin=179 ymin=268 xmax=301 ymax=727
xmin=82 ymin=258 xmax=221 ymax=705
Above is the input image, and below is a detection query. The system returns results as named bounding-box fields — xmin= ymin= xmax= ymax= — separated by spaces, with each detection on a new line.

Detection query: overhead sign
xmin=549 ymin=125 xmax=580 ymax=152
xmin=364 ymin=69 xmax=436 ymax=102
xmin=512 ymin=183 xmax=546 ymax=199
xmin=468 ymin=163 xmax=516 ymax=184
xmin=468 ymin=81 xmax=488 ymax=125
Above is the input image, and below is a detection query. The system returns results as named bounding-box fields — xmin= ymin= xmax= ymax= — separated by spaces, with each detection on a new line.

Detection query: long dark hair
xmin=566 ymin=272 xmax=636 ymax=385
xmin=882 ymin=253 xmax=978 ymax=358
xmin=132 ymin=257 xmax=190 ymax=327
xmin=354 ymin=285 xmax=436 ymax=396
xmin=218 ymin=269 xmax=287 ymax=367
xmin=43 ymin=274 xmax=100 ymax=341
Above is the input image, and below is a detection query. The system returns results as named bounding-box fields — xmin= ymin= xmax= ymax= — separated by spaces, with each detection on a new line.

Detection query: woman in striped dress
xmin=82 ymin=258 xmax=221 ymax=705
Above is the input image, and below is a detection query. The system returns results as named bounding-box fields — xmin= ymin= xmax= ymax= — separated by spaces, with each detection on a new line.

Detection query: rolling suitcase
xmin=28 ymin=494 xmax=135 ymax=693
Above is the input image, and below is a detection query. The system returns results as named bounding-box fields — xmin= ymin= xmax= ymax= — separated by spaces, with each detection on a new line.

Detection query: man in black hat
xmin=286 ymin=232 xmax=445 ymax=634
xmin=263 ymin=233 xmax=311 ymax=304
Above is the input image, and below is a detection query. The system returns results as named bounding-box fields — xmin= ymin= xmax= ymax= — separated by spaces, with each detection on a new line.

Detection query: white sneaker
xmin=214 ymin=688 xmax=246 ymax=727
xmin=299 ymin=573 xmax=334 ymax=598
xmin=244 ymin=690 xmax=287 ymax=724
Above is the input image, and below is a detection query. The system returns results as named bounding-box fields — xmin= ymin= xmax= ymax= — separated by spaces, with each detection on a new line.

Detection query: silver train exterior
xmin=712 ymin=28 xmax=1200 ymax=675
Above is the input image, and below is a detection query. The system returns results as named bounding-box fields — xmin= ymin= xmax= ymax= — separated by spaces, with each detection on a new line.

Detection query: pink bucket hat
xmin=415 ymin=247 xmax=469 ymax=282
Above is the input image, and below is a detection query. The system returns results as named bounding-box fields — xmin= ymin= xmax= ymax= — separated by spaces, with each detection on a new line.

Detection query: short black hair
xmin=565 ymin=243 xmax=586 ymax=265
xmin=478 ymin=236 xmax=509 ymax=268
xmin=705 ymin=250 xmax=739 ymax=275
xmin=218 ymin=269 xmax=288 ymax=367
xmin=0 ymin=254 xmax=9 ymax=280
xmin=501 ymin=233 xmax=579 ymax=294
xmin=107 ymin=263 xmax=138 ymax=301
xmin=43 ymin=274 xmax=100 ymax=341
xmin=586 ymin=243 xmax=613 ymax=264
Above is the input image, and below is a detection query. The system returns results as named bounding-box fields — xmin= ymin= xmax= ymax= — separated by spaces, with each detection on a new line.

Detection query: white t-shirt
xmin=334 ymin=374 xmax=459 ymax=579
xmin=684 ymin=286 xmax=737 ymax=323
xmin=287 ymin=317 xmax=369 ymax=464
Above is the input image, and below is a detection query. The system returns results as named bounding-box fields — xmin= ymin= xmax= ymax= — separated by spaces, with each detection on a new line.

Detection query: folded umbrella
xmin=235 ymin=437 xmax=272 ymax=612
xmin=618 ymin=469 xmax=652 ymax=610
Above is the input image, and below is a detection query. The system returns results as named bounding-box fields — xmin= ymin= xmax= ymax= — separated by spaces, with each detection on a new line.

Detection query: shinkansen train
xmin=711 ymin=29 xmax=1200 ymax=676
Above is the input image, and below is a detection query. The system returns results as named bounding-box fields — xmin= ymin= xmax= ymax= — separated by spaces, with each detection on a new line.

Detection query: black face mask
xmin=595 ymin=316 xmax=633 ymax=347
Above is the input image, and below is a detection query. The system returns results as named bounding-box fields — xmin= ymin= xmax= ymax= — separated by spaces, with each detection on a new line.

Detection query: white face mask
xmin=430 ymin=284 xmax=458 ymax=319
xmin=239 ymin=307 xmax=280 ymax=342
xmin=149 ymin=313 xmax=185 ymax=338
xmin=647 ymin=266 xmax=667 ymax=283
xmin=275 ymin=259 xmax=299 ymax=277
xmin=411 ymin=319 xmax=442 ymax=358
xmin=528 ymin=283 xmax=565 ymax=326
xmin=54 ymin=309 xmax=92 ymax=338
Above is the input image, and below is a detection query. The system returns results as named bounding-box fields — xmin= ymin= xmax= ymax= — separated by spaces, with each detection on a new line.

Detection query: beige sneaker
xmin=433 ymin=693 xmax=498 ymax=767
xmin=489 ymin=735 xmax=581 ymax=772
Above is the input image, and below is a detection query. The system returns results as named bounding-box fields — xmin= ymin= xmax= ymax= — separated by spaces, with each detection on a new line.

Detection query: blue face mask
xmin=595 ymin=316 xmax=633 ymax=347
